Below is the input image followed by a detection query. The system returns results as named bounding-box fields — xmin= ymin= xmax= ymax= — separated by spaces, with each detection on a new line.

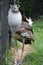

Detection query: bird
xmin=15 ymin=15 xmax=34 ymax=44
xmin=8 ymin=4 xmax=34 ymax=45
xmin=8 ymin=4 xmax=22 ymax=36
xmin=16 ymin=21 xmax=34 ymax=44
xmin=8 ymin=4 xmax=23 ymax=64
xmin=8 ymin=3 xmax=34 ymax=65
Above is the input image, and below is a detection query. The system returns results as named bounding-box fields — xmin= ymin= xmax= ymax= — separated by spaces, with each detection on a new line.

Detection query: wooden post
xmin=0 ymin=0 xmax=9 ymax=65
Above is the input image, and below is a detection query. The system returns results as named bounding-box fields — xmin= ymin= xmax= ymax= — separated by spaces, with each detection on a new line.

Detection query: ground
xmin=11 ymin=41 xmax=34 ymax=63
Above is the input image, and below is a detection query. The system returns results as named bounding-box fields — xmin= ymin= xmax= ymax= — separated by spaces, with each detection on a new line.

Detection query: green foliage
xmin=11 ymin=38 xmax=22 ymax=49
xmin=5 ymin=49 xmax=13 ymax=65
xmin=23 ymin=16 xmax=43 ymax=65
xmin=19 ymin=0 xmax=43 ymax=17
xmin=24 ymin=52 xmax=43 ymax=65
xmin=20 ymin=0 xmax=35 ymax=16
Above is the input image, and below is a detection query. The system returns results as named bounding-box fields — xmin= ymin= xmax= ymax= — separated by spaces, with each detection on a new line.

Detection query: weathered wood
xmin=0 ymin=0 xmax=9 ymax=64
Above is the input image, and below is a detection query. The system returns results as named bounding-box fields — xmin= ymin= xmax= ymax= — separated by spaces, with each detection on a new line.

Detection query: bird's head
xmin=11 ymin=4 xmax=19 ymax=12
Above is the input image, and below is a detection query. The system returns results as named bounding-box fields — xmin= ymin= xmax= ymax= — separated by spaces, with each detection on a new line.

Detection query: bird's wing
xmin=21 ymin=22 xmax=32 ymax=30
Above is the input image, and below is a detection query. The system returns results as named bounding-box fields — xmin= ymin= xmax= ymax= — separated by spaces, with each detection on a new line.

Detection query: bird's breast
xmin=8 ymin=10 xmax=22 ymax=26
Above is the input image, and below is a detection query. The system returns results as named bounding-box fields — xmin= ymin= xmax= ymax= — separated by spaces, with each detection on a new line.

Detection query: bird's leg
xmin=20 ymin=38 xmax=25 ymax=64
xmin=14 ymin=39 xmax=18 ymax=65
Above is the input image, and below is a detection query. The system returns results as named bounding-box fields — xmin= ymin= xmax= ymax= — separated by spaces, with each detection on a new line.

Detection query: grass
xmin=11 ymin=38 xmax=22 ymax=49
xmin=5 ymin=49 xmax=13 ymax=65
xmin=23 ymin=16 xmax=43 ymax=65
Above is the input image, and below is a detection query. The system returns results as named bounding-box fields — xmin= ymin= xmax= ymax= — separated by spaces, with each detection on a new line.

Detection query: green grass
xmin=11 ymin=38 xmax=22 ymax=49
xmin=5 ymin=49 xmax=13 ymax=65
xmin=23 ymin=17 xmax=43 ymax=65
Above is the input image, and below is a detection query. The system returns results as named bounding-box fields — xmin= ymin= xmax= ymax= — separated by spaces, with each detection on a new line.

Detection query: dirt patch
xmin=11 ymin=43 xmax=34 ymax=63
